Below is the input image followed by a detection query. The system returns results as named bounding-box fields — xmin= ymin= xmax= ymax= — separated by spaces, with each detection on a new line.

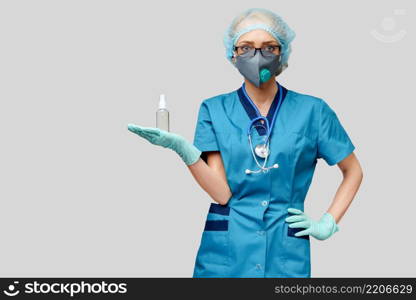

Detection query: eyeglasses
xmin=234 ymin=45 xmax=281 ymax=57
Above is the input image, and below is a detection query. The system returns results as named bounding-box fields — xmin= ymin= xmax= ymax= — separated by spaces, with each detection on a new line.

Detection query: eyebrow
xmin=237 ymin=40 xmax=280 ymax=45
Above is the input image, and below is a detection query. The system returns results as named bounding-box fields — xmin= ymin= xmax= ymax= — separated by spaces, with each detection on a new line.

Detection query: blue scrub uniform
xmin=192 ymin=81 xmax=355 ymax=278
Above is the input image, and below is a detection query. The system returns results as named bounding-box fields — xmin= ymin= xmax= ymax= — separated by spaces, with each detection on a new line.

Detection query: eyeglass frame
xmin=233 ymin=45 xmax=281 ymax=57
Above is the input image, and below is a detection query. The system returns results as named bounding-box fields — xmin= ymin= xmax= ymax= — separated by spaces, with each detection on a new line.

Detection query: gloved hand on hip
xmin=127 ymin=124 xmax=201 ymax=166
xmin=285 ymin=208 xmax=339 ymax=240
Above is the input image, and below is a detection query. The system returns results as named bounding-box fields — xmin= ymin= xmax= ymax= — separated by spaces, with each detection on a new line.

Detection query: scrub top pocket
xmin=283 ymin=222 xmax=311 ymax=277
xmin=193 ymin=203 xmax=231 ymax=277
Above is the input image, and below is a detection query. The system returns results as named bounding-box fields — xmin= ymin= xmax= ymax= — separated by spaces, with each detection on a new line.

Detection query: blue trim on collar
xmin=237 ymin=81 xmax=288 ymax=136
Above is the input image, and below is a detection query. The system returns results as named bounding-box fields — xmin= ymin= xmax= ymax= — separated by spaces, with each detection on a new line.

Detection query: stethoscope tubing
xmin=244 ymin=81 xmax=284 ymax=174
xmin=244 ymin=81 xmax=283 ymax=141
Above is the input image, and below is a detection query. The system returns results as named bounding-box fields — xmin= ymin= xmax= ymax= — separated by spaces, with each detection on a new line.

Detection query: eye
xmin=241 ymin=45 xmax=252 ymax=52
xmin=264 ymin=45 xmax=279 ymax=52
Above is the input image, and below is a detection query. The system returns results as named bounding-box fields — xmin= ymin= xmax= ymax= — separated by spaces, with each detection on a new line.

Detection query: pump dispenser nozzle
xmin=159 ymin=94 xmax=167 ymax=109
xmin=156 ymin=93 xmax=170 ymax=132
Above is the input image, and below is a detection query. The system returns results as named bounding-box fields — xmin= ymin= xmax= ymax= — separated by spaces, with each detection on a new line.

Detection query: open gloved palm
xmin=127 ymin=124 xmax=201 ymax=166
xmin=285 ymin=208 xmax=339 ymax=240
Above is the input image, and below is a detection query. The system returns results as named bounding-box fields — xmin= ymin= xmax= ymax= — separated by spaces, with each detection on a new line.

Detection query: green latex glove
xmin=127 ymin=124 xmax=201 ymax=166
xmin=285 ymin=208 xmax=339 ymax=240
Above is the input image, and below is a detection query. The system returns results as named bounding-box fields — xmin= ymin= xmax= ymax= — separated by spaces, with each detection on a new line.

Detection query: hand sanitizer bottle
xmin=156 ymin=94 xmax=170 ymax=132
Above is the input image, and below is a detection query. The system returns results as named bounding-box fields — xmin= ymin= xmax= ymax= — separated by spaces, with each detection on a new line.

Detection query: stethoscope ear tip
xmin=245 ymin=164 xmax=279 ymax=175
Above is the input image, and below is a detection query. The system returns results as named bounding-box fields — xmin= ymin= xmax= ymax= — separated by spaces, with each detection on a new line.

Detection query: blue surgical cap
xmin=223 ymin=8 xmax=296 ymax=75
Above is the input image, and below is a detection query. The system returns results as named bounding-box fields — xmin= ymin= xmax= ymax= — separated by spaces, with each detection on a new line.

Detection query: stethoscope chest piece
xmin=255 ymin=144 xmax=269 ymax=158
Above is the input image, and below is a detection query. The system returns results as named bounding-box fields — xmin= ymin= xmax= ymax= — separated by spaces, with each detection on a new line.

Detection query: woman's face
xmin=232 ymin=29 xmax=280 ymax=64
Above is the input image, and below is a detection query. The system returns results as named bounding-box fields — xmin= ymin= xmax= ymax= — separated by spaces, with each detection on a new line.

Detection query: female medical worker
xmin=127 ymin=8 xmax=363 ymax=278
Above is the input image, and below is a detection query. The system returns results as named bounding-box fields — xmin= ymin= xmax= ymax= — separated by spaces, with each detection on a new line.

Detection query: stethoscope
xmin=244 ymin=82 xmax=284 ymax=175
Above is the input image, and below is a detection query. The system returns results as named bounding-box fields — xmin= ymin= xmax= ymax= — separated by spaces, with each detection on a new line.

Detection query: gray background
xmin=0 ymin=0 xmax=414 ymax=277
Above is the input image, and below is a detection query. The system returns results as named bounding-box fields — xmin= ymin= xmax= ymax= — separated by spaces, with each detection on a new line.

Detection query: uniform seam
xmin=317 ymin=98 xmax=324 ymax=153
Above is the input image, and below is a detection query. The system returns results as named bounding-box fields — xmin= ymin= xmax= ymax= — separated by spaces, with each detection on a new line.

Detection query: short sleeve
xmin=317 ymin=100 xmax=355 ymax=166
xmin=193 ymin=101 xmax=220 ymax=163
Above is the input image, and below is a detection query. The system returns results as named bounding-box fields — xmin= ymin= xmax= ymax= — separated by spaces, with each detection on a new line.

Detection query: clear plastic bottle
xmin=156 ymin=94 xmax=170 ymax=132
